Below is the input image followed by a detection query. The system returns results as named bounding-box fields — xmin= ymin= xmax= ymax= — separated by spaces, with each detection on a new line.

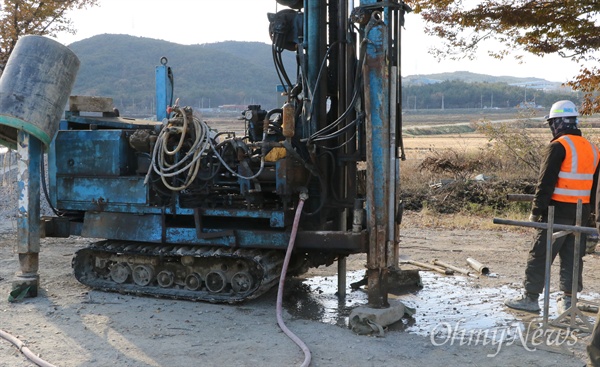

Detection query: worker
xmin=504 ymin=100 xmax=600 ymax=314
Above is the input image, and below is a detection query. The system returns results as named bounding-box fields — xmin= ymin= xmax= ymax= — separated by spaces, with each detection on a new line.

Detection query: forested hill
xmin=67 ymin=34 xmax=573 ymax=116
xmin=68 ymin=34 xmax=292 ymax=115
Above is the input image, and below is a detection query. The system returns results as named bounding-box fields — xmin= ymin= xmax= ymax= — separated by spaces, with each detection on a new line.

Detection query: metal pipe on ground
xmin=401 ymin=260 xmax=453 ymax=275
xmin=466 ymin=257 xmax=489 ymax=275
xmin=432 ymin=259 xmax=478 ymax=278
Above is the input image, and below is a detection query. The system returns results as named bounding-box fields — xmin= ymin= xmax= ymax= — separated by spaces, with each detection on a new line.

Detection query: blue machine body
xmin=39 ymin=0 xmax=410 ymax=305
xmin=47 ymin=108 xmax=366 ymax=251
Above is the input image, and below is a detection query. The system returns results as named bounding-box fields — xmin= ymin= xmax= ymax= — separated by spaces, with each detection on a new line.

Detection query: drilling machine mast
xmin=0 ymin=0 xmax=410 ymax=307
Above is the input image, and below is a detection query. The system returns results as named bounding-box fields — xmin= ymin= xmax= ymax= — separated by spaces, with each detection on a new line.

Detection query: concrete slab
xmin=349 ymin=300 xmax=415 ymax=336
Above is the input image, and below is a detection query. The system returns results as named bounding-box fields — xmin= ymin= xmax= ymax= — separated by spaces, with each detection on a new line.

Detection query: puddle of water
xmin=283 ymin=270 xmax=369 ymax=327
xmin=284 ymin=269 xmax=599 ymax=342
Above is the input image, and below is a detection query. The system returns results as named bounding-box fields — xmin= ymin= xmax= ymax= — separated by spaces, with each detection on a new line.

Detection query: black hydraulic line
xmin=168 ymin=67 xmax=174 ymax=108
xmin=311 ymin=116 xmax=359 ymax=142
xmin=276 ymin=50 xmax=293 ymax=89
xmin=40 ymin=157 xmax=61 ymax=216
xmin=271 ymin=34 xmax=293 ymax=93
xmin=397 ymin=4 xmax=408 ymax=160
xmin=272 ymin=41 xmax=290 ymax=94
xmin=301 ymin=172 xmax=327 ymax=217
xmin=307 ymin=40 xmax=366 ymax=142
xmin=319 ymin=132 xmax=357 ymax=150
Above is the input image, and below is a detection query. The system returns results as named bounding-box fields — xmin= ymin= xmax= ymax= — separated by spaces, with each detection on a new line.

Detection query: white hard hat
xmin=548 ymin=100 xmax=579 ymax=120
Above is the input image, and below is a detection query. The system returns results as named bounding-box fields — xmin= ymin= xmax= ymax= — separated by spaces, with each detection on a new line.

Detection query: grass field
xmin=400 ymin=109 xmax=600 ymax=159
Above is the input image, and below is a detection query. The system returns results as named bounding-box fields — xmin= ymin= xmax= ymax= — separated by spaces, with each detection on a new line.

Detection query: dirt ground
xmin=0 ymin=212 xmax=598 ymax=367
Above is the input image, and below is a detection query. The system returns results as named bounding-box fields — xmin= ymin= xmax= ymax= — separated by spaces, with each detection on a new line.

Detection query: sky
xmin=53 ymin=0 xmax=586 ymax=83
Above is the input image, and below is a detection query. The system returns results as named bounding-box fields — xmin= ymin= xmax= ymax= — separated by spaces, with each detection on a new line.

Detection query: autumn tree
xmin=406 ymin=0 xmax=600 ymax=114
xmin=0 ymin=0 xmax=98 ymax=69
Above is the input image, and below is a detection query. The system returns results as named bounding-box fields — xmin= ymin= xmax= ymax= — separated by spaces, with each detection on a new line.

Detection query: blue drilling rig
xmin=0 ymin=0 xmax=411 ymax=308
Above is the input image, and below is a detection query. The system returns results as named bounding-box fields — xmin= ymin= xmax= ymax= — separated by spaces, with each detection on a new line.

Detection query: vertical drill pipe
xmin=305 ymin=0 xmax=329 ymax=221
xmin=388 ymin=65 xmax=398 ymax=268
xmin=542 ymin=206 xmax=554 ymax=328
xmin=342 ymin=0 xmax=358 ymax=224
xmin=334 ymin=0 xmax=350 ymax=299
xmin=363 ymin=8 xmax=391 ymax=308
xmin=306 ymin=0 xmax=327 ymax=136
xmin=391 ymin=6 xmax=404 ymax=264
xmin=394 ymin=4 xmax=406 ymax=160
xmin=338 ymin=256 xmax=347 ymax=299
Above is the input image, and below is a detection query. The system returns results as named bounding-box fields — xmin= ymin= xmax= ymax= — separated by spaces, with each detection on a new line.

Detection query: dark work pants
xmin=589 ymin=311 xmax=600 ymax=366
xmin=523 ymin=212 xmax=588 ymax=296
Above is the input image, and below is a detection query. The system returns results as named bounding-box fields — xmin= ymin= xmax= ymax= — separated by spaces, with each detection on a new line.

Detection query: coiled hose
xmin=0 ymin=329 xmax=56 ymax=367
xmin=146 ymin=106 xmax=266 ymax=191
xmin=276 ymin=191 xmax=311 ymax=367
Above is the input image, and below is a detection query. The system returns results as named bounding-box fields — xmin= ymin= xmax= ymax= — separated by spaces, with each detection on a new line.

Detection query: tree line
xmin=401 ymin=80 xmax=579 ymax=110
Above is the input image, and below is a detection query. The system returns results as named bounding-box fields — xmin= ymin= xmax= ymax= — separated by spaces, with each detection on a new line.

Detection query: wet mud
xmin=284 ymin=270 xmax=599 ymax=341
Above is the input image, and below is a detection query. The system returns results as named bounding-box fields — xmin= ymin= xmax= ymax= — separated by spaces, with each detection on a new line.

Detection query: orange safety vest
xmin=551 ymin=135 xmax=600 ymax=203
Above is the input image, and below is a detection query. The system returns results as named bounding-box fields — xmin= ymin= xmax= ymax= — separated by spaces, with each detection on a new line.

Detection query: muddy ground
xmin=0 ymin=211 xmax=598 ymax=367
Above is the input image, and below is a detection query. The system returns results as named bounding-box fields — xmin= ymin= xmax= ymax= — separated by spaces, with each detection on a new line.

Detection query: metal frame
xmin=494 ymin=200 xmax=597 ymax=332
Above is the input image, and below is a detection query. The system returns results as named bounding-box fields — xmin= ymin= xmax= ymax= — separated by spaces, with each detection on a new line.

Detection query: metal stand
xmin=494 ymin=200 xmax=597 ymax=332
xmin=541 ymin=206 xmax=554 ymax=328
xmin=551 ymin=200 xmax=594 ymax=332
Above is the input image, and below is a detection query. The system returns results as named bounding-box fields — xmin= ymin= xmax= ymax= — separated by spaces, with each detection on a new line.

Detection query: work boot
xmin=504 ymin=293 xmax=540 ymax=312
xmin=557 ymin=295 xmax=572 ymax=315
xmin=586 ymin=233 xmax=599 ymax=254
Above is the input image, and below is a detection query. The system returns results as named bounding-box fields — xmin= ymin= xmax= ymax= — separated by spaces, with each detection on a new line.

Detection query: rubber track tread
xmin=72 ymin=240 xmax=284 ymax=303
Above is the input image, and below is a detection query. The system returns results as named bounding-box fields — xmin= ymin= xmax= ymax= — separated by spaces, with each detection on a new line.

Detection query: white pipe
xmin=0 ymin=329 xmax=57 ymax=367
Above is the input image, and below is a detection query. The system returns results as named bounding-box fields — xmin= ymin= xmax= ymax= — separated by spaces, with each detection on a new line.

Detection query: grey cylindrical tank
xmin=0 ymin=35 xmax=80 ymax=150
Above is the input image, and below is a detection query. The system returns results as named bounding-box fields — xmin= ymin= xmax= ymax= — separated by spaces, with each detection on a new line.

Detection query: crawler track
xmin=72 ymin=240 xmax=285 ymax=303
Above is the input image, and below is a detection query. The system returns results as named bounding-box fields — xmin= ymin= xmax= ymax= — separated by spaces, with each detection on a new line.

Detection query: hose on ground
xmin=276 ymin=191 xmax=311 ymax=367
xmin=0 ymin=329 xmax=57 ymax=367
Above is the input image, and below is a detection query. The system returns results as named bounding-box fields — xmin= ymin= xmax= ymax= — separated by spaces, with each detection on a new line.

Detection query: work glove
xmin=529 ymin=214 xmax=541 ymax=222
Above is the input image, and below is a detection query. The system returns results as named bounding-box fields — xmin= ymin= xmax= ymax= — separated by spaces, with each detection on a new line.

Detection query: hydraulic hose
xmin=276 ymin=191 xmax=311 ymax=367
xmin=0 ymin=329 xmax=57 ymax=367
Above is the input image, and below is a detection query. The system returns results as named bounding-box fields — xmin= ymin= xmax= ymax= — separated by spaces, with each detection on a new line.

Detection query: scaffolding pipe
xmin=493 ymin=218 xmax=598 ymax=236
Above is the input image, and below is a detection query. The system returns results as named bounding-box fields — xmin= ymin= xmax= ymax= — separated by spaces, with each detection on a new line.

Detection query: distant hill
xmin=66 ymin=34 xmax=567 ymax=116
xmin=403 ymin=71 xmax=563 ymax=89
xmin=68 ymin=34 xmax=295 ymax=115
